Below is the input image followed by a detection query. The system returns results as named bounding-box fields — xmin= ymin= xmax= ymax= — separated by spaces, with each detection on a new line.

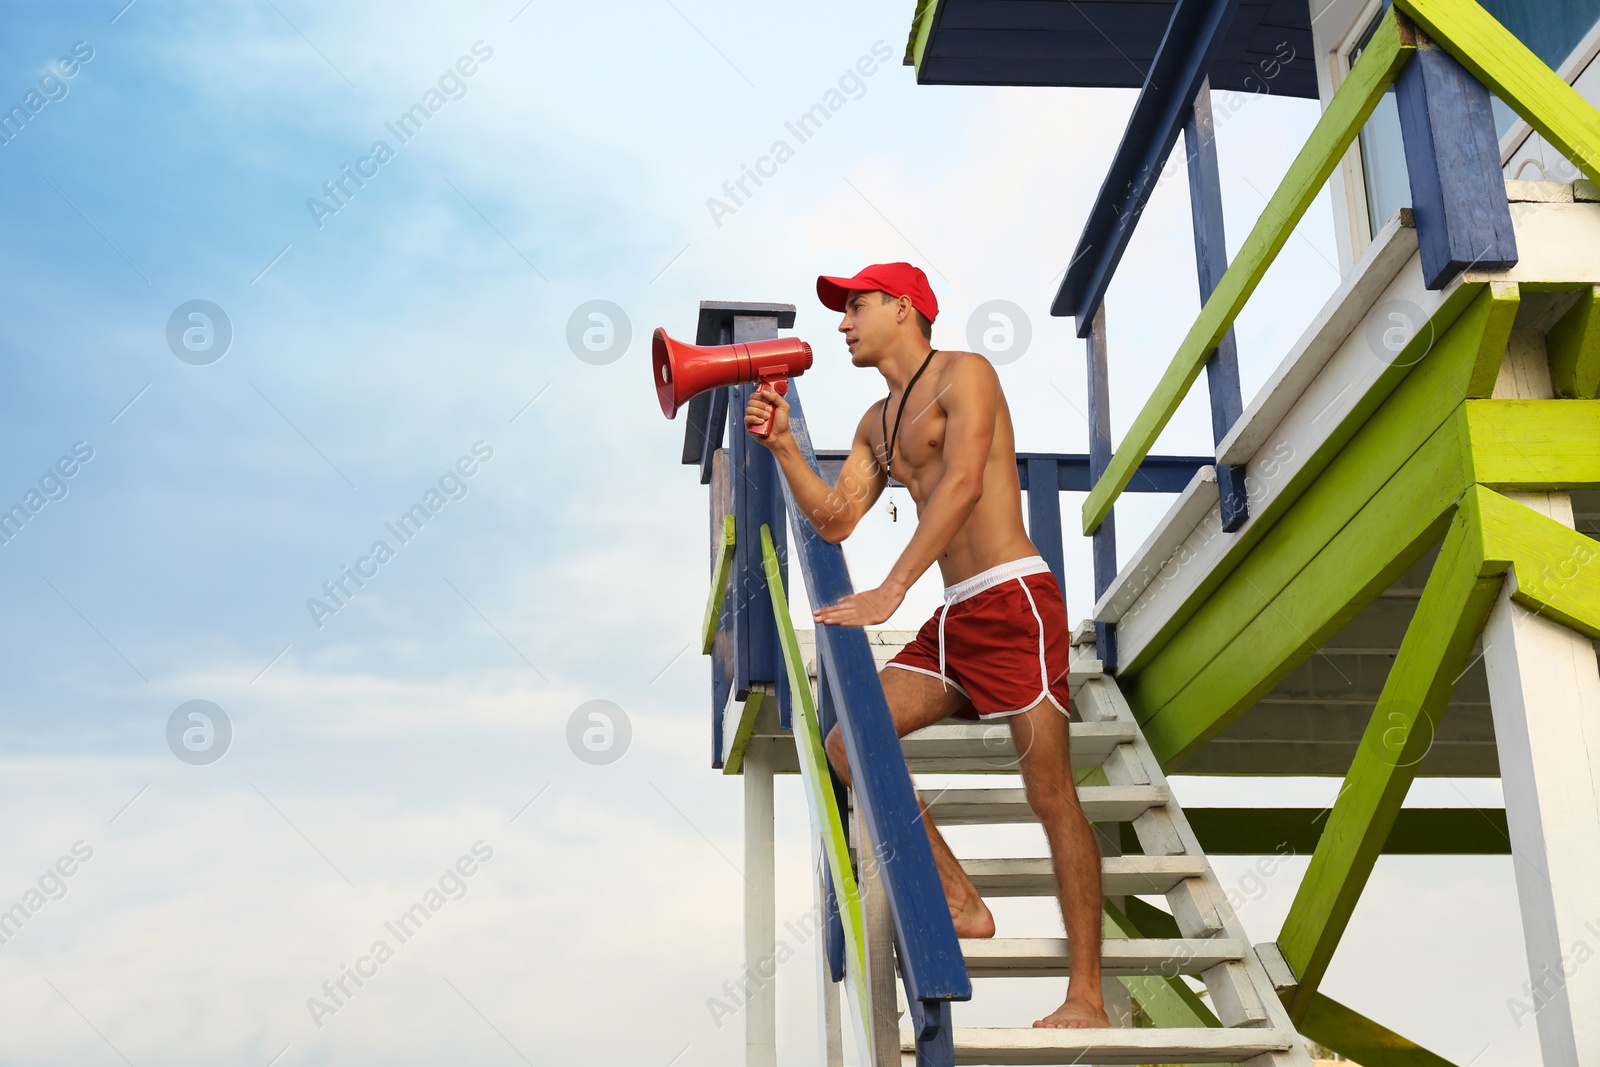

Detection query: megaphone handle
xmin=749 ymin=376 xmax=789 ymax=439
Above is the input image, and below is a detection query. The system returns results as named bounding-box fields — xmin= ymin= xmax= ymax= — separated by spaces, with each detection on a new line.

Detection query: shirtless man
xmin=743 ymin=262 xmax=1110 ymax=1029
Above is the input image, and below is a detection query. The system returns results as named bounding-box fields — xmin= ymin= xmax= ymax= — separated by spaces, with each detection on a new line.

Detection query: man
xmin=743 ymin=262 xmax=1109 ymax=1029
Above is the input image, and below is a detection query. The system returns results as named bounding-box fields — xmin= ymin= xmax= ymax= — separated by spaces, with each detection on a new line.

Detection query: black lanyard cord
xmin=880 ymin=349 xmax=938 ymax=480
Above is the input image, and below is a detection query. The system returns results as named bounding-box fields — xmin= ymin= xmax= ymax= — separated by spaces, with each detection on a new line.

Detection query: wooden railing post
xmin=1184 ymin=77 xmax=1250 ymax=531
xmin=1024 ymin=457 xmax=1066 ymax=589
xmin=1393 ymin=13 xmax=1518 ymax=289
xmin=1082 ymin=305 xmax=1120 ymax=668
xmin=743 ymin=708 xmax=777 ymax=1067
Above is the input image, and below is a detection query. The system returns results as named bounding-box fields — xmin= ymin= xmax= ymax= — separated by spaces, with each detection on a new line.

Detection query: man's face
xmin=839 ymin=289 xmax=900 ymax=366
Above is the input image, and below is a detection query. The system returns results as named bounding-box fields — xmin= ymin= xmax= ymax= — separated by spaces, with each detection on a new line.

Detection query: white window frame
xmin=1316 ymin=0 xmax=1391 ymax=273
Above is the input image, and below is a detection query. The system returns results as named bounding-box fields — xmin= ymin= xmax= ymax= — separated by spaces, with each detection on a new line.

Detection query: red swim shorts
xmin=886 ymin=555 xmax=1072 ymax=721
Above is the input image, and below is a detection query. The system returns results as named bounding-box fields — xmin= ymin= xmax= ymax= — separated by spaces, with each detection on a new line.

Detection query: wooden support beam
xmin=1481 ymin=567 xmax=1600 ymax=1060
xmin=1127 ymin=806 xmax=1512 ymax=855
xmin=1278 ymin=500 xmax=1505 ymax=1019
xmin=1462 ymin=399 xmax=1600 ymax=490
xmin=857 ymin=811 xmax=902 ymax=1067
xmin=1477 ymin=485 xmax=1600 ymax=639
xmin=1300 ymin=992 xmax=1460 ymax=1067
xmin=744 ymin=733 xmax=777 ymax=1067
xmin=1103 ymin=897 xmax=1221 ymax=1027
xmin=721 ymin=685 xmax=767 ymax=775
xmin=1079 ymin=11 xmax=1414 ymax=535
xmin=1547 ymin=285 xmax=1600 ymax=398
xmin=1481 ymin=570 xmax=1600 ymax=1062
xmin=1394 ymin=17 xmax=1517 ymax=289
xmin=813 ymin=840 xmax=844 ymax=1067
xmin=1472 ymin=334 xmax=1600 ymax=1061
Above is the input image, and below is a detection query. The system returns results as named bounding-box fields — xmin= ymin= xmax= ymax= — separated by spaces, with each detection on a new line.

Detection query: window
xmin=1350 ymin=15 xmax=1412 ymax=239
xmin=1348 ymin=0 xmax=1600 ymax=239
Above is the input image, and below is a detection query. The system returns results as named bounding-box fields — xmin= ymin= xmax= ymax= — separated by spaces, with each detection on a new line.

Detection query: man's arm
xmin=813 ymin=355 xmax=997 ymax=626
xmin=745 ymin=387 xmax=887 ymax=543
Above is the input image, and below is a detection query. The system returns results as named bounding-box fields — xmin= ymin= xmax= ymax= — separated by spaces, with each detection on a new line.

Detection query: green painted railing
xmin=700 ymin=514 xmax=735 ymax=655
xmin=758 ymin=524 xmax=874 ymax=1045
xmin=1080 ymin=0 xmax=1600 ymax=536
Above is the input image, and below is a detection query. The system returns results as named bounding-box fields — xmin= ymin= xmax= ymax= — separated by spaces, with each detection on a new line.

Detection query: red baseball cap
xmin=817 ymin=262 xmax=939 ymax=323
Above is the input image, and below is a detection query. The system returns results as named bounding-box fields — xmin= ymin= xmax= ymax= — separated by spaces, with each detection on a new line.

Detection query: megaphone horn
xmin=652 ymin=328 xmax=813 ymax=439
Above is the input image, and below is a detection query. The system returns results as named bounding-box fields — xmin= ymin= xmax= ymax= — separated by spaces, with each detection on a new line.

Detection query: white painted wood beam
xmin=744 ymin=737 xmax=777 ymax=1067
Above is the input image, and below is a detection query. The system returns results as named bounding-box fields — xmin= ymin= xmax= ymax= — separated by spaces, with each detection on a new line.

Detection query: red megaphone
xmin=652 ymin=328 xmax=813 ymax=439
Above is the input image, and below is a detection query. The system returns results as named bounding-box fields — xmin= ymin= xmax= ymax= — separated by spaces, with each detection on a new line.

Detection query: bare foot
xmin=1033 ymin=995 xmax=1110 ymax=1029
xmin=950 ymin=895 xmax=995 ymax=939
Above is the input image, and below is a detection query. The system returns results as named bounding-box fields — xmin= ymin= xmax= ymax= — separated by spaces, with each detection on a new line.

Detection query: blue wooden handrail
xmin=776 ymin=381 xmax=972 ymax=1049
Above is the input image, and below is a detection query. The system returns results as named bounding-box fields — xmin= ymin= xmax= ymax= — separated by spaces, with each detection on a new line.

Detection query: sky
xmin=0 ymin=1 xmax=1540 ymax=1064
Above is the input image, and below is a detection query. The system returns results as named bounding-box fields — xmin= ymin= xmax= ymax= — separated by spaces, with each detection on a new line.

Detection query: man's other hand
xmin=813 ymin=583 xmax=905 ymax=627
xmin=744 ymin=387 xmax=791 ymax=447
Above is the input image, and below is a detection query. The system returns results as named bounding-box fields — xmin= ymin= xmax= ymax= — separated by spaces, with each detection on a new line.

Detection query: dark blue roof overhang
xmin=908 ymin=0 xmax=1317 ymax=98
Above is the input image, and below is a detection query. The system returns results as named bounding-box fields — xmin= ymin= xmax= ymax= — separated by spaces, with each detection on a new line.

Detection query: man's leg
xmin=823 ymin=666 xmax=995 ymax=938
xmin=1008 ymin=697 xmax=1110 ymax=1029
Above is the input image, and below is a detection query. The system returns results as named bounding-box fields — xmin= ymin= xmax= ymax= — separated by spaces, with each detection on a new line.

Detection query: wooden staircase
xmin=869 ymin=628 xmax=1313 ymax=1066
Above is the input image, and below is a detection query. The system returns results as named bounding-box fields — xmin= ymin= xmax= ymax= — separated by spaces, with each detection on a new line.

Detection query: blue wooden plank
xmin=1025 ymin=457 xmax=1066 ymax=591
xmin=1051 ymin=0 xmax=1245 ymax=331
xmin=681 ymin=391 xmax=712 ymax=466
xmin=1219 ymin=462 xmax=1249 ymax=532
xmin=696 ymin=389 xmax=726 ymax=486
xmin=1182 ymin=78 xmax=1251 ymax=533
xmin=727 ymin=312 xmax=795 ymax=697
xmin=910 ymin=998 xmax=953 ymax=1065
xmin=709 ymin=450 xmax=735 ymax=767
xmin=780 ymin=382 xmax=972 ymax=1013
xmin=1083 ymin=306 xmax=1121 ymax=670
xmin=728 ymin=388 xmax=756 ymax=699
xmin=818 ymin=451 xmax=1212 ymax=494
xmin=1185 ymin=78 xmax=1244 ymax=443
xmin=1394 ymin=23 xmax=1517 ymax=289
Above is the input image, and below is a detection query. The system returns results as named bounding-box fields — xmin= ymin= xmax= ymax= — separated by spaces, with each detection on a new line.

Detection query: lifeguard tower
xmin=676 ymin=0 xmax=1600 ymax=1062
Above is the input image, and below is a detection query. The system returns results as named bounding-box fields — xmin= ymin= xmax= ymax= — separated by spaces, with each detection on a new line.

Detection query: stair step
xmin=962 ymin=855 xmax=1205 ymax=896
xmin=920 ymin=785 xmax=1168 ymax=825
xmin=902 ymin=720 xmax=1134 ymax=773
xmin=903 ymin=1026 xmax=1298 ymax=1065
xmin=959 ymin=936 xmax=1246 ymax=977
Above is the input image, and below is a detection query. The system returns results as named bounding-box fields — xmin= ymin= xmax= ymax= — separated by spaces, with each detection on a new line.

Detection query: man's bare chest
xmin=875 ymin=403 xmax=948 ymax=488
